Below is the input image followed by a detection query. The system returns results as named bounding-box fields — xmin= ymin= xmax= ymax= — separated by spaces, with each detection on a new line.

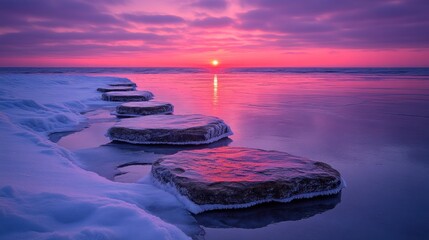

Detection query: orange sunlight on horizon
xmin=211 ymin=60 xmax=219 ymax=67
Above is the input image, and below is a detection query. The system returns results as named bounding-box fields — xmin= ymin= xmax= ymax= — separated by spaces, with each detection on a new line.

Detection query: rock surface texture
xmin=102 ymin=91 xmax=154 ymax=102
xmin=97 ymin=86 xmax=135 ymax=92
xmin=109 ymin=82 xmax=137 ymax=87
xmin=151 ymin=147 xmax=344 ymax=213
xmin=107 ymin=114 xmax=233 ymax=145
xmin=115 ymin=101 xmax=174 ymax=117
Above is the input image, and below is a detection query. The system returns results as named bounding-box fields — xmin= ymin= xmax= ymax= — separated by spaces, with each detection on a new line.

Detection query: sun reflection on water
xmin=213 ymin=74 xmax=218 ymax=106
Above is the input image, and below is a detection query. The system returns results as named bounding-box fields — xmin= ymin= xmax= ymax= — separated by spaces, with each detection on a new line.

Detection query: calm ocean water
xmin=8 ymin=68 xmax=429 ymax=240
xmin=2 ymin=67 xmax=429 ymax=76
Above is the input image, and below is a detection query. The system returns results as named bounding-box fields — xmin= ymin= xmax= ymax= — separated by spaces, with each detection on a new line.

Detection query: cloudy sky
xmin=1 ymin=0 xmax=428 ymax=67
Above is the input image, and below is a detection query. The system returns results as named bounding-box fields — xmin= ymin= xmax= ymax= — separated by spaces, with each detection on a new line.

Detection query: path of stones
xmin=97 ymin=81 xmax=344 ymax=212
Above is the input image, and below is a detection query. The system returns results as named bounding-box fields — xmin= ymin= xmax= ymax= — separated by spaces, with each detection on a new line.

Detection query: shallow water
xmin=58 ymin=71 xmax=429 ymax=240
xmin=114 ymin=163 xmax=152 ymax=183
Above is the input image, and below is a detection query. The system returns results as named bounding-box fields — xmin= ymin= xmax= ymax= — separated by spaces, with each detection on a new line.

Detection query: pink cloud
xmin=0 ymin=0 xmax=428 ymax=66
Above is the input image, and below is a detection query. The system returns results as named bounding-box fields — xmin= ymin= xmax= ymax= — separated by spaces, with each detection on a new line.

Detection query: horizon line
xmin=1 ymin=66 xmax=429 ymax=69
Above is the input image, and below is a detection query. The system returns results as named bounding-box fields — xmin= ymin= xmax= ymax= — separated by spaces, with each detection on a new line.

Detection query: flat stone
xmin=114 ymin=101 xmax=174 ymax=117
xmin=151 ymin=147 xmax=344 ymax=213
xmin=104 ymin=137 xmax=232 ymax=155
xmin=97 ymin=86 xmax=135 ymax=92
xmin=109 ymin=82 xmax=137 ymax=87
xmin=107 ymin=114 xmax=233 ymax=145
xmin=102 ymin=91 xmax=154 ymax=102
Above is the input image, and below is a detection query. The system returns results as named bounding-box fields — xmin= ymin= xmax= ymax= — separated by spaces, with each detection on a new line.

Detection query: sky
xmin=0 ymin=0 xmax=428 ymax=67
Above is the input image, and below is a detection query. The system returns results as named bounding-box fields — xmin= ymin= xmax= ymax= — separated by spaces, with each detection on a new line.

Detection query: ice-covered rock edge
xmin=101 ymin=91 xmax=154 ymax=101
xmin=107 ymin=123 xmax=234 ymax=145
xmin=111 ymin=109 xmax=174 ymax=117
xmin=150 ymin=175 xmax=346 ymax=214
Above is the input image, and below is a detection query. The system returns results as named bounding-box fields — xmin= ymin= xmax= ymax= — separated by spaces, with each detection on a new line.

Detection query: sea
xmin=2 ymin=67 xmax=428 ymax=240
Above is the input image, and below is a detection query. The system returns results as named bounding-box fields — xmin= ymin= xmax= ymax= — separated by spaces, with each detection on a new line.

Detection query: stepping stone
xmin=97 ymin=86 xmax=135 ymax=92
xmin=114 ymin=101 xmax=174 ymax=117
xmin=107 ymin=114 xmax=233 ymax=145
xmin=102 ymin=91 xmax=154 ymax=102
xmin=151 ymin=147 xmax=344 ymax=213
xmin=109 ymin=82 xmax=137 ymax=87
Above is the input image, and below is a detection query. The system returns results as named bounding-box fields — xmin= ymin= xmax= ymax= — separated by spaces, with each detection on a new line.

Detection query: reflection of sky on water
xmin=60 ymin=71 xmax=429 ymax=239
xmin=195 ymin=194 xmax=341 ymax=229
xmin=127 ymin=72 xmax=429 ymax=240
xmin=213 ymin=74 xmax=218 ymax=106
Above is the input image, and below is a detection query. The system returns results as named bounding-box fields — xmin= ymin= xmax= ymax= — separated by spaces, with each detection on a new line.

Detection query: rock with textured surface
xmin=114 ymin=101 xmax=174 ymax=117
xmin=109 ymin=82 xmax=137 ymax=87
xmin=97 ymin=86 xmax=135 ymax=92
xmin=151 ymin=147 xmax=344 ymax=213
xmin=107 ymin=114 xmax=233 ymax=145
xmin=102 ymin=91 xmax=154 ymax=102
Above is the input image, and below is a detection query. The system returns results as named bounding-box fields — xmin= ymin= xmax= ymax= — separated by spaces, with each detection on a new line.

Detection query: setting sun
xmin=211 ymin=59 xmax=219 ymax=66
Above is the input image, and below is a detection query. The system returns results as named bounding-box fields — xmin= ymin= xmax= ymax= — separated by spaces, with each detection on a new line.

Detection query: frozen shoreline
xmin=0 ymin=74 xmax=193 ymax=239
xmin=3 ymin=71 xmax=426 ymax=240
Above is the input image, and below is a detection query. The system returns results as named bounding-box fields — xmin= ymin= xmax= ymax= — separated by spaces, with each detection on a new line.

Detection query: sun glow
xmin=211 ymin=59 xmax=219 ymax=66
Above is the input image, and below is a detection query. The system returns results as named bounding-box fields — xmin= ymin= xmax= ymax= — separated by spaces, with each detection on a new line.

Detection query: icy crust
xmin=151 ymin=176 xmax=345 ymax=214
xmin=0 ymin=74 xmax=193 ymax=240
xmin=97 ymin=86 xmax=135 ymax=92
xmin=114 ymin=101 xmax=174 ymax=117
xmin=0 ymin=74 xmax=132 ymax=135
xmin=102 ymin=91 xmax=154 ymax=102
xmin=107 ymin=114 xmax=233 ymax=145
xmin=151 ymin=147 xmax=345 ymax=214
xmin=109 ymin=82 xmax=137 ymax=87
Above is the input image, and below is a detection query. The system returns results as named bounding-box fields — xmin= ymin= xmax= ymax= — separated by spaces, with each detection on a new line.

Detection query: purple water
xmin=57 ymin=70 xmax=429 ymax=240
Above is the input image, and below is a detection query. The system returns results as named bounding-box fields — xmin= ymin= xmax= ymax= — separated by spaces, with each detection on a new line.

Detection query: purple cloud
xmin=191 ymin=16 xmax=234 ymax=28
xmin=238 ymin=0 xmax=429 ymax=49
xmin=0 ymin=0 xmax=428 ymax=63
xmin=0 ymin=0 xmax=124 ymax=27
xmin=0 ymin=0 xmax=185 ymax=59
xmin=122 ymin=13 xmax=185 ymax=24
xmin=0 ymin=29 xmax=173 ymax=45
xmin=191 ymin=0 xmax=228 ymax=10
xmin=0 ymin=43 xmax=170 ymax=57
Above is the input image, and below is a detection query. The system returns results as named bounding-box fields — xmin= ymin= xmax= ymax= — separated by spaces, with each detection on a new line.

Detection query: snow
xmin=0 ymin=74 xmax=194 ymax=239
